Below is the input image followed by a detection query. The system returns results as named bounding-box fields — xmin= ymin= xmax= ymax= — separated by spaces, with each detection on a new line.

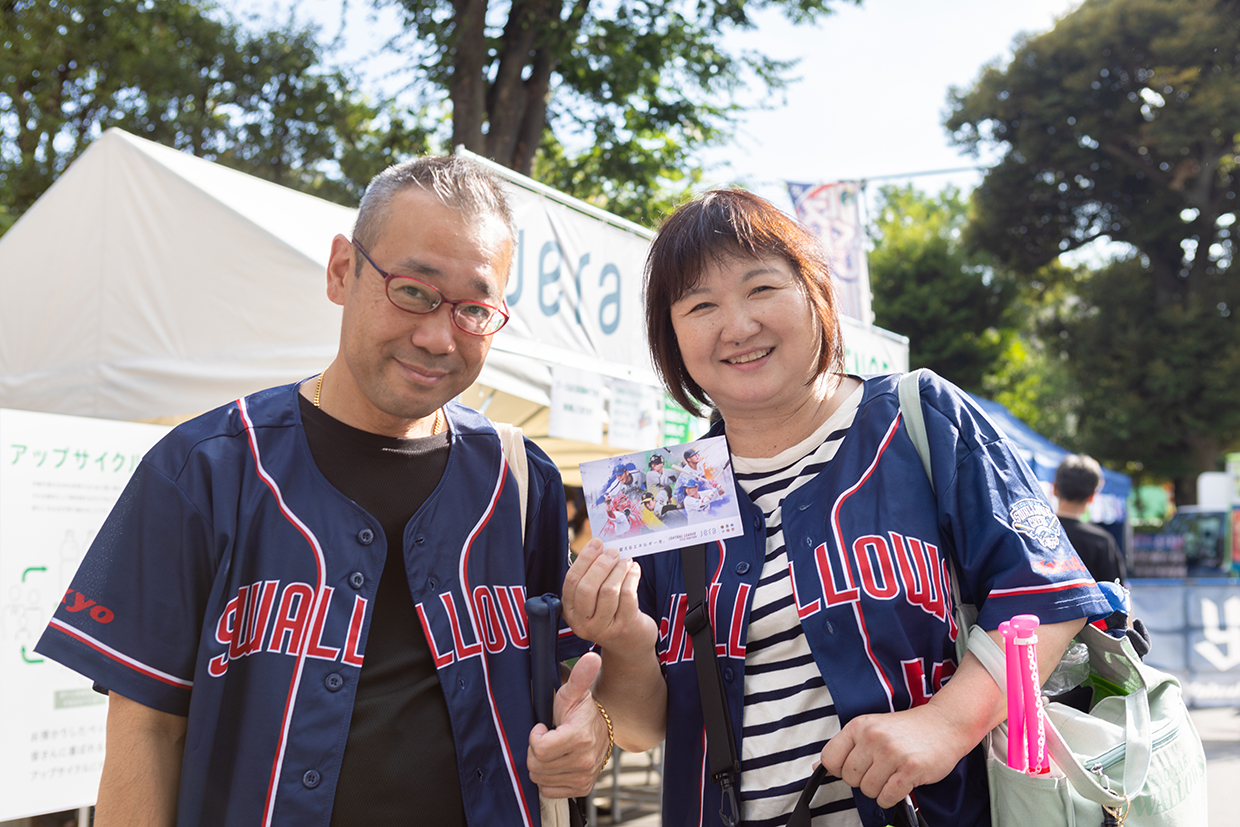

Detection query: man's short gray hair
xmin=1055 ymin=453 xmax=1104 ymax=503
xmin=352 ymin=155 xmax=517 ymax=273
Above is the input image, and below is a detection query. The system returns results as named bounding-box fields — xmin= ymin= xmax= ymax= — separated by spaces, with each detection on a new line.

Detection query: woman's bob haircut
xmin=644 ymin=188 xmax=845 ymax=417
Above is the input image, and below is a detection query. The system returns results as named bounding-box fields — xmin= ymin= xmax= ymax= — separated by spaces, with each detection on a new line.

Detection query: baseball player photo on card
xmin=579 ymin=436 xmax=743 ymax=557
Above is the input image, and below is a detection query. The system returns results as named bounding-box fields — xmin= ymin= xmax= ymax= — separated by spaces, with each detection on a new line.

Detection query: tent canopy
xmin=967 ymin=394 xmax=1131 ymax=525
xmin=0 ymin=129 xmax=657 ymax=480
xmin=0 ymin=128 xmax=352 ymax=419
xmin=0 ymin=128 xmax=910 ymax=484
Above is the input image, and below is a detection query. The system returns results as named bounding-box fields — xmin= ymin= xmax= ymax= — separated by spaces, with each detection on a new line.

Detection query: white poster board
xmin=840 ymin=315 xmax=909 ymax=375
xmin=548 ymin=366 xmax=605 ymax=443
xmin=0 ymin=408 xmax=169 ymax=820
xmin=608 ymin=379 xmax=663 ymax=451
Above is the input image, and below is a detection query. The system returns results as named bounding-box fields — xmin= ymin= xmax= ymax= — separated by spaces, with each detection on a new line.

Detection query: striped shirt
xmin=731 ymin=385 xmax=864 ymax=827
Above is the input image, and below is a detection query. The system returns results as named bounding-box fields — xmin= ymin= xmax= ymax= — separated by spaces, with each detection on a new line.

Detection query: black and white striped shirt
xmin=731 ymin=386 xmax=864 ymax=827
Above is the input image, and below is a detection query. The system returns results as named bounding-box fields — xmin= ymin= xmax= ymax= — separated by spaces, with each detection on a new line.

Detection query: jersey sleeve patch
xmin=1008 ymin=498 xmax=1062 ymax=552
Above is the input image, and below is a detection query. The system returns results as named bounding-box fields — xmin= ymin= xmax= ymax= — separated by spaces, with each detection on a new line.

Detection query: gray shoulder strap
xmin=494 ymin=422 xmax=529 ymax=542
xmin=898 ymin=369 xmax=978 ymax=655
xmin=897 ymin=369 xmax=933 ymax=494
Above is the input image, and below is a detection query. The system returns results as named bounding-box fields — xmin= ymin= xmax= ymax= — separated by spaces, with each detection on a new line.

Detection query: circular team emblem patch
xmin=1009 ymin=498 xmax=1061 ymax=552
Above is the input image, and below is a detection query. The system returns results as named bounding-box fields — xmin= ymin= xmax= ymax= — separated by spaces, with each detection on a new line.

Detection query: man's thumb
xmin=553 ymin=652 xmax=601 ymax=724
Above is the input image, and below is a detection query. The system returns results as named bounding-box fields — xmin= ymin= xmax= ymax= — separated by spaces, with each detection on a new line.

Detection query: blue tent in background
xmin=967 ymin=395 xmax=1131 ymax=547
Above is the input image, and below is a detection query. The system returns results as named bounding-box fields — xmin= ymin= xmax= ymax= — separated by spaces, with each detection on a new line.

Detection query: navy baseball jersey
xmin=35 ymin=385 xmax=586 ymax=826
xmin=637 ymin=373 xmax=1112 ymax=827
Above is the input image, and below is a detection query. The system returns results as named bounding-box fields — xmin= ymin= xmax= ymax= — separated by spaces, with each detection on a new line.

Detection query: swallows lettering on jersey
xmin=415 ymin=585 xmax=531 ymax=669
xmin=207 ymin=581 xmax=368 ymax=677
xmin=656 ymin=583 xmax=751 ymax=667
xmin=794 ymin=531 xmax=955 ymax=631
xmin=901 ymin=657 xmax=957 ymax=706
xmin=59 ymin=588 xmax=115 ymax=624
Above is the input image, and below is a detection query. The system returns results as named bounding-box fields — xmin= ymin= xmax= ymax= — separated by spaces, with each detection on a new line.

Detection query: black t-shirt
xmin=299 ymin=396 xmax=466 ymax=827
xmin=1060 ymin=516 xmax=1127 ymax=586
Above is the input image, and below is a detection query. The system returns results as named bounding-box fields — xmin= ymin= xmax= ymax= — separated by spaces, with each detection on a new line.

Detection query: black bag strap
xmin=681 ymin=542 xmax=741 ymax=827
xmin=787 ymin=765 xmax=828 ymax=827
xmin=785 ymin=756 xmax=927 ymax=826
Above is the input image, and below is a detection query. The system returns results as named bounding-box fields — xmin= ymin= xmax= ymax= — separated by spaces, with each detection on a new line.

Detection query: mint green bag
xmin=896 ymin=371 xmax=1208 ymax=825
xmin=967 ymin=625 xmax=1207 ymax=826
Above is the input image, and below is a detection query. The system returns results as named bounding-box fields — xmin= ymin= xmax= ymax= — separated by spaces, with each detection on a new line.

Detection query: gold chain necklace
xmin=312 ymin=369 xmax=443 ymax=435
xmin=313 ymin=369 xmax=325 ymax=408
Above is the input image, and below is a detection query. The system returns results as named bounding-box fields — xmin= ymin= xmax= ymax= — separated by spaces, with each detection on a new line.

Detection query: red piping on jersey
xmin=711 ymin=539 xmax=726 ymax=585
xmin=829 ymin=412 xmax=905 ymax=712
xmin=47 ymin=618 xmax=193 ymax=688
xmin=458 ymin=452 xmax=535 ymax=827
xmin=236 ymin=397 xmax=330 ymax=827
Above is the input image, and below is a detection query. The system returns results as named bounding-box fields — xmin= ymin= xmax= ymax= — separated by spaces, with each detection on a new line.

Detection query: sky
xmin=710 ymin=0 xmax=1083 ymax=206
xmin=227 ymin=0 xmax=1083 ymax=213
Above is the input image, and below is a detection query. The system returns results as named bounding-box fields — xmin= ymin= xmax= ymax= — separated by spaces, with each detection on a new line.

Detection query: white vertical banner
xmin=0 ymin=408 xmax=169 ymax=820
xmin=548 ymin=366 xmax=605 ymax=443
xmin=786 ymin=181 xmax=873 ymax=324
xmin=608 ymin=379 xmax=662 ymax=450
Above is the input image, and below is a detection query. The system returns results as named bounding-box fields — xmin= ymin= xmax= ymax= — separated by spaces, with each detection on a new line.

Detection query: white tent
xmin=0 ymin=129 xmax=908 ymax=482
xmin=0 ymin=129 xmax=352 ymax=419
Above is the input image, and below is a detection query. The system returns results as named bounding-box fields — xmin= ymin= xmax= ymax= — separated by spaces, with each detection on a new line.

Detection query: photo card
xmin=579 ymin=435 xmax=744 ymax=558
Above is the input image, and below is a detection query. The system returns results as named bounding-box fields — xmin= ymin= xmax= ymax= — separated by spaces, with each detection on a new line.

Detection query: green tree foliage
xmin=206 ymin=21 xmax=431 ymax=205
xmin=0 ymin=0 xmax=415 ymax=218
xmin=1 ymin=0 xmax=159 ymax=213
xmin=1046 ymin=254 xmax=1240 ymax=494
xmin=944 ymin=0 xmax=1240 ymax=501
xmin=975 ymin=256 xmax=1089 ymax=448
xmin=383 ymin=0 xmax=859 ymax=224
xmin=868 ymin=184 xmax=1013 ymax=393
xmin=981 ymin=331 xmax=1080 ymax=446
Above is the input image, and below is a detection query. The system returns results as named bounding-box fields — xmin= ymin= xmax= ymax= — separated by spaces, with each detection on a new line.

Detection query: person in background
xmin=1054 ymin=454 xmax=1128 ymax=586
xmin=567 ymin=486 xmax=593 ymax=555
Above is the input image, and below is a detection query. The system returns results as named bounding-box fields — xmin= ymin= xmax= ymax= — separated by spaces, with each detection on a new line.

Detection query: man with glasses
xmin=36 ymin=156 xmax=623 ymax=826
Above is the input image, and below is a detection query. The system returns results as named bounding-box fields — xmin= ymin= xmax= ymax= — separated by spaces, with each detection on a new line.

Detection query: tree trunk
xmin=1176 ymin=434 xmax=1222 ymax=505
xmin=485 ymin=0 xmax=552 ymax=165
xmin=509 ymin=0 xmax=589 ymax=175
xmin=511 ymin=48 xmax=554 ymax=176
xmin=1145 ymin=236 xmax=1185 ymax=308
xmin=448 ymin=0 xmax=489 ymax=154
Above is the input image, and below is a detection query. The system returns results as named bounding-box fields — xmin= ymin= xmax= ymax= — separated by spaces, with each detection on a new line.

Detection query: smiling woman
xmin=669 ymin=253 xmax=822 ymax=422
xmin=557 ymin=188 xmax=1113 ymax=827
xmin=645 ymin=189 xmax=843 ymax=438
